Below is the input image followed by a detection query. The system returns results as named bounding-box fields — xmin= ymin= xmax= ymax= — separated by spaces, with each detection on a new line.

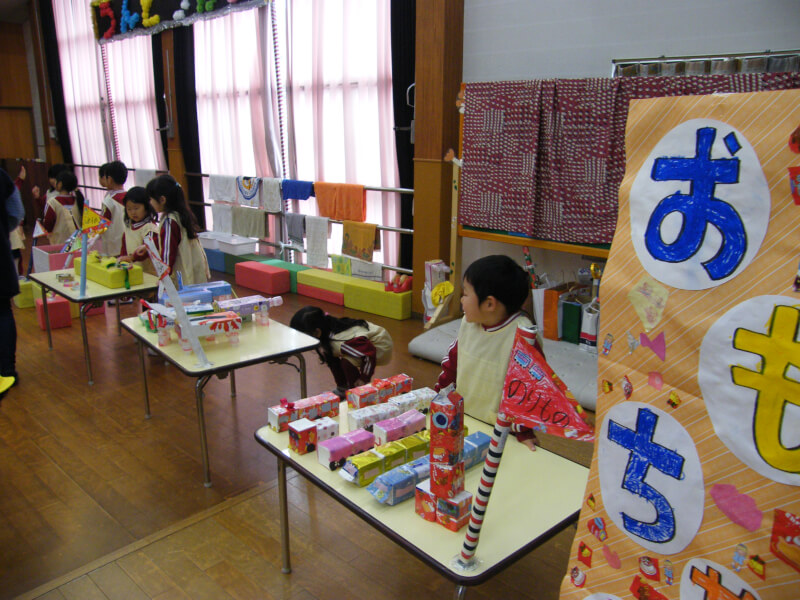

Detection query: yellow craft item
xmin=74 ymin=251 xmax=144 ymax=289
xmin=431 ymin=281 xmax=454 ymax=306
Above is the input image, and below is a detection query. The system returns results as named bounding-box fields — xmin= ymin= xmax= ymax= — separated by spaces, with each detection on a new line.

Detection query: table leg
xmin=79 ymin=303 xmax=93 ymax=385
xmin=230 ymin=370 xmax=237 ymax=399
xmin=278 ymin=459 xmax=292 ymax=574
xmin=41 ymin=286 xmax=52 ymax=349
xmin=454 ymin=585 xmax=467 ymax=600
xmin=297 ymin=352 xmax=307 ymax=398
xmin=196 ymin=374 xmax=213 ymax=487
xmin=138 ymin=339 xmax=151 ymax=418
xmin=115 ymin=299 xmax=121 ymax=335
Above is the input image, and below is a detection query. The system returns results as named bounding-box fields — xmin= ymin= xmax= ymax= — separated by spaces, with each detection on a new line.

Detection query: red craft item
xmin=499 ymin=326 xmax=594 ymax=441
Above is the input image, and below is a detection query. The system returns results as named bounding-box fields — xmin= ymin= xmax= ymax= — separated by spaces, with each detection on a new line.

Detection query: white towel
xmin=211 ymin=203 xmax=233 ymax=234
xmin=134 ymin=168 xmax=156 ymax=187
xmin=236 ymin=177 xmax=261 ymax=208
xmin=350 ymin=257 xmax=384 ymax=281
xmin=208 ymin=175 xmax=238 ymax=203
xmin=305 ymin=215 xmax=329 ymax=269
xmin=260 ymin=178 xmax=282 ymax=213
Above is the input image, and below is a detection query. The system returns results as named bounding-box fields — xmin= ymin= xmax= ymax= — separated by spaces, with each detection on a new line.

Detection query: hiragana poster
xmin=560 ymin=89 xmax=800 ymax=600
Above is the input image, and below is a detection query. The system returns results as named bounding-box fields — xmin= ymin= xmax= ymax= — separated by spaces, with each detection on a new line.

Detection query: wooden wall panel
xmin=0 ymin=108 xmax=35 ymax=158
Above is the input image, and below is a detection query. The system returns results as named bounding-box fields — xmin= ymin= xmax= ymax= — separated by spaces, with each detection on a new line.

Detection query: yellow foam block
xmin=13 ymin=279 xmax=35 ymax=308
xmin=344 ymin=279 xmax=411 ymax=320
xmin=296 ymin=269 xmax=354 ymax=293
xmin=74 ymin=252 xmax=143 ymax=289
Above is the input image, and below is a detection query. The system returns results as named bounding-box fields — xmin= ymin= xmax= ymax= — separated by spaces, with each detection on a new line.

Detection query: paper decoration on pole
xmin=81 ymin=206 xmax=110 ymax=235
xmin=142 ymin=234 xmax=210 ymax=367
xmin=500 ymin=326 xmax=594 ymax=441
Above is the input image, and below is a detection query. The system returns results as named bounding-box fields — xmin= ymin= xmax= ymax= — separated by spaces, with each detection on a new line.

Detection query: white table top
xmin=30 ymin=268 xmax=160 ymax=302
xmin=255 ymin=405 xmax=589 ymax=584
xmin=122 ymin=316 xmax=320 ymax=376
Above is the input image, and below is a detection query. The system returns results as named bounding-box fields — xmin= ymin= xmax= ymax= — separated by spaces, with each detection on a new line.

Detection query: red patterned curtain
xmin=459 ymin=73 xmax=800 ymax=245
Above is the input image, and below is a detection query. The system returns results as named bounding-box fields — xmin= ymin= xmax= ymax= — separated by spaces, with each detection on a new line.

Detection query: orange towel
xmin=314 ymin=182 xmax=367 ymax=222
xmin=342 ymin=221 xmax=376 ymax=261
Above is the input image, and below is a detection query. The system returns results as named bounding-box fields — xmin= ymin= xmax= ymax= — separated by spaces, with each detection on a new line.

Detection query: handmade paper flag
xmin=499 ymin=326 xmax=594 ymax=441
xmin=81 ymin=206 xmax=110 ymax=235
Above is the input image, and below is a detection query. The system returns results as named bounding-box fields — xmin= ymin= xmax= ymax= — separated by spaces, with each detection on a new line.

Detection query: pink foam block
xmin=35 ymin=296 xmax=72 ymax=330
xmin=235 ymin=261 xmax=290 ymax=295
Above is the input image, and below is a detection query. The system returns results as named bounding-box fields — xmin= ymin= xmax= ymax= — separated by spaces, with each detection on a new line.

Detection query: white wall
xmin=458 ymin=0 xmax=800 ymax=278
xmin=463 ymin=0 xmax=800 ymax=82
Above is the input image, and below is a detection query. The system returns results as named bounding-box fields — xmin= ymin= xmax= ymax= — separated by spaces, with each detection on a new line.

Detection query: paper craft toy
xmin=317 ymin=428 xmax=375 ymax=470
xmin=267 ymin=393 xmax=340 ymax=432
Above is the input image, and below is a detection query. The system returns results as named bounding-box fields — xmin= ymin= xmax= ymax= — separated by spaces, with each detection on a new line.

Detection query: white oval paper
xmin=598 ymin=401 xmax=704 ymax=554
xmin=679 ymin=558 xmax=761 ymax=600
xmin=630 ymin=118 xmax=769 ymax=290
xmin=698 ymin=295 xmax=800 ymax=485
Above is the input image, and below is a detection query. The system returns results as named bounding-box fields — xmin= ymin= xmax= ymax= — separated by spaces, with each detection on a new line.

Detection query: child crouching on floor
xmin=290 ymin=306 xmax=394 ymax=398
xmin=435 ymin=254 xmax=543 ymax=450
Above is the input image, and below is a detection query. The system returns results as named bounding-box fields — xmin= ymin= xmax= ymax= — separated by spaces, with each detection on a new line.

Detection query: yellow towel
xmin=342 ymin=221 xmax=376 ymax=261
xmin=315 ymin=182 xmax=366 ymax=222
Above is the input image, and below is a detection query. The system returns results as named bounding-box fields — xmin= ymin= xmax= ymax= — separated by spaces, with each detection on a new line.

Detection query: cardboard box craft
xmin=346 ymin=384 xmax=379 ymax=409
xmin=414 ymin=479 xmax=437 ymax=522
xmin=430 ymin=462 xmax=466 ymax=499
xmin=341 ymin=450 xmax=385 ymax=487
xmin=348 ymin=403 xmax=400 ymax=432
xmin=367 ymin=456 xmax=430 ymax=506
xmin=288 ymin=418 xmax=318 ymax=454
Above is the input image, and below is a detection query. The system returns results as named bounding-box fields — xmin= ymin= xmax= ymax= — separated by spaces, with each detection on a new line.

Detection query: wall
xmin=458 ymin=0 xmax=800 ymax=279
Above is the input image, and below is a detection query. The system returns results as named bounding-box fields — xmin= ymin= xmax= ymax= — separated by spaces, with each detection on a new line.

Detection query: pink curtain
xmin=50 ymin=0 xmax=108 ymax=209
xmin=103 ymin=36 xmax=167 ymax=174
xmin=194 ymin=6 xmax=282 ymax=247
xmin=284 ymin=0 xmax=399 ymax=269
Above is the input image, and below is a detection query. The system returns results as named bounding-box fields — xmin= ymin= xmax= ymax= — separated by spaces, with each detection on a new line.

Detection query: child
xmin=99 ymin=161 xmax=128 ymax=256
xmin=435 ymin=254 xmax=542 ymax=449
xmin=42 ymin=170 xmax=83 ymax=245
xmin=118 ymin=186 xmax=158 ymax=275
xmin=290 ymin=306 xmax=394 ymax=396
xmin=146 ymin=174 xmax=209 ymax=285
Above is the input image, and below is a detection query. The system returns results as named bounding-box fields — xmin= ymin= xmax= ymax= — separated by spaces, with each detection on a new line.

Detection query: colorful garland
xmin=98 ymin=1 xmax=117 ymax=39
xmin=119 ymin=0 xmax=140 ymax=32
xmin=141 ymin=0 xmax=161 ymax=28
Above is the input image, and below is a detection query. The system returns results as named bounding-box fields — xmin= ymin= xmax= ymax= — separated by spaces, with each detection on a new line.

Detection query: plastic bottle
xmin=256 ymin=295 xmax=284 ymax=326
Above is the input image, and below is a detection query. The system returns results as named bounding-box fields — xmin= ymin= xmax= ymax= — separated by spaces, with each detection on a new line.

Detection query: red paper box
xmin=346 ymin=384 xmax=378 ymax=409
xmin=387 ymin=373 xmax=413 ymax=395
xmin=435 ymin=510 xmax=470 ymax=532
xmin=371 ymin=378 xmax=395 ymax=402
xmin=429 ymin=431 xmax=464 ymax=465
xmin=35 ymin=296 xmax=72 ymax=330
xmin=414 ymin=479 xmax=436 ymax=522
xmin=288 ymin=418 xmax=318 ymax=454
xmin=430 ymin=462 xmax=465 ymax=498
xmin=430 ymin=390 xmax=464 ymax=438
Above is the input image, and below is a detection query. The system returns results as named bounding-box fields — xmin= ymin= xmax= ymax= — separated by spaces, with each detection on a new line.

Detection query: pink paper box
xmin=32 ymin=244 xmax=83 ymax=273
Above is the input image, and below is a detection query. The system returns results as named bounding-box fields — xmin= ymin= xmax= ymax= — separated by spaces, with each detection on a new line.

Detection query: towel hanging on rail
xmin=281 ymin=179 xmax=314 ymax=201
xmin=286 ymin=212 xmax=305 ymax=248
xmin=315 ymin=182 xmax=366 ymax=222
xmin=341 ymin=220 xmax=376 ymax=261
xmin=209 ymin=175 xmax=237 ymax=203
xmin=236 ymin=177 xmax=261 ymax=208
xmin=306 ymin=215 xmax=329 ymax=269
xmin=260 ymin=178 xmax=282 ymax=212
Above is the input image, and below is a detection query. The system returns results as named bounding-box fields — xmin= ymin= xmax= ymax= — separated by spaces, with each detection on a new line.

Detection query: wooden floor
xmin=3 ymin=261 xmax=593 ymax=600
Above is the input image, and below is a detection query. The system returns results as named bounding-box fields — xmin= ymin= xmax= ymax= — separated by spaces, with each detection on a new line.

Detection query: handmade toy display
xmin=288 ymin=418 xmax=318 ymax=455
xmin=367 ymin=431 xmax=491 ymax=506
xmin=216 ymin=295 xmax=283 ymax=325
xmin=173 ymin=311 xmax=242 ymax=347
xmin=347 ymin=403 xmax=401 ymax=432
xmin=267 ymin=393 xmax=340 ymax=432
xmin=340 ymin=430 xmax=431 ymax=487
xmin=73 ymin=251 xmax=143 ymax=289
xmin=387 ymin=387 xmax=436 ymax=414
xmin=414 ymin=387 xmax=472 ymax=531
xmin=158 ymin=278 xmax=233 ymax=306
xmin=317 ymin=428 xmax=375 ymax=470
xmin=373 ymin=409 xmax=426 ymax=446
xmin=346 ymin=384 xmax=379 ymax=409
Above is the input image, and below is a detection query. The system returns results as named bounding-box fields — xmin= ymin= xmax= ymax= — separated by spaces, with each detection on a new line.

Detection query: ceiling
xmin=0 ymin=0 xmax=28 ymax=23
